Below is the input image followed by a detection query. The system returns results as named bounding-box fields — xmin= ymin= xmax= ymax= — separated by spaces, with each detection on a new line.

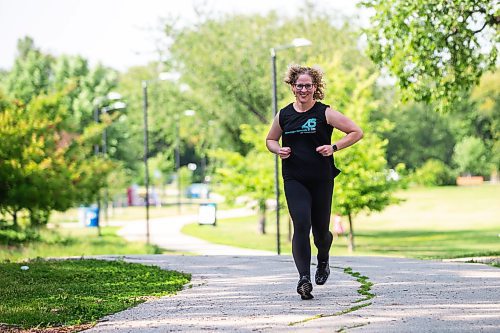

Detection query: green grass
xmin=0 ymin=259 xmax=190 ymax=329
xmin=342 ymin=267 xmax=375 ymax=302
xmin=0 ymin=226 xmax=167 ymax=262
xmin=182 ymin=184 xmax=500 ymax=259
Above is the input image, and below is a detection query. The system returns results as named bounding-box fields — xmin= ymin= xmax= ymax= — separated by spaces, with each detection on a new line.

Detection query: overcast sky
xmin=0 ymin=0 xmax=363 ymax=72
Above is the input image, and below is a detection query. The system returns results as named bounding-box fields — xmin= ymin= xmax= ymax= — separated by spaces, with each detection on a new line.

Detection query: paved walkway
xmin=113 ymin=208 xmax=274 ymax=256
xmin=84 ymin=255 xmax=500 ymax=332
xmin=81 ymin=210 xmax=500 ymax=332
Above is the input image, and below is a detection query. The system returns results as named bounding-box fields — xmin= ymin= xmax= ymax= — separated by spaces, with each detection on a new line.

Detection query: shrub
xmin=412 ymin=159 xmax=456 ymax=186
xmin=453 ymin=136 xmax=489 ymax=176
xmin=0 ymin=228 xmax=40 ymax=246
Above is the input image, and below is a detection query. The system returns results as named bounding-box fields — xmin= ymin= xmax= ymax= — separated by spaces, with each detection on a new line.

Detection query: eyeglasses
xmin=293 ymin=83 xmax=314 ymax=91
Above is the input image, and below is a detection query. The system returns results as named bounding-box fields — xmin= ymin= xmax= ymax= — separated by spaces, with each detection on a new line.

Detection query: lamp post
xmin=92 ymin=106 xmax=102 ymax=237
xmin=142 ymin=80 xmax=152 ymax=245
xmin=93 ymin=93 xmax=126 ymax=234
xmin=174 ymin=109 xmax=196 ymax=214
xmin=142 ymin=72 xmax=182 ymax=244
xmin=100 ymin=100 xmax=127 ymax=225
xmin=270 ymin=38 xmax=312 ymax=255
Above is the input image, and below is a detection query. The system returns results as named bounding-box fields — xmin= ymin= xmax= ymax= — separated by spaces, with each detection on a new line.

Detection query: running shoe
xmin=315 ymin=261 xmax=330 ymax=285
xmin=297 ymin=275 xmax=314 ymax=300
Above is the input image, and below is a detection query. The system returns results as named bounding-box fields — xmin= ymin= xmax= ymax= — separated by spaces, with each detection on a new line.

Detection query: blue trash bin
xmin=85 ymin=206 xmax=100 ymax=227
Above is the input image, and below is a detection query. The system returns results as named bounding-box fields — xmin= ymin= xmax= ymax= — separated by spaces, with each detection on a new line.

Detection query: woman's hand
xmin=316 ymin=145 xmax=334 ymax=156
xmin=277 ymin=147 xmax=292 ymax=159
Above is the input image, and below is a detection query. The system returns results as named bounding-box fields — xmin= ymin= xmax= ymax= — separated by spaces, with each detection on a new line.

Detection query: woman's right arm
xmin=266 ymin=113 xmax=291 ymax=159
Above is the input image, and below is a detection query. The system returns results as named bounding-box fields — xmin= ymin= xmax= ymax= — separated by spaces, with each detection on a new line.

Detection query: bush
xmin=412 ymin=159 xmax=456 ymax=186
xmin=0 ymin=228 xmax=40 ymax=246
xmin=453 ymin=136 xmax=490 ymax=176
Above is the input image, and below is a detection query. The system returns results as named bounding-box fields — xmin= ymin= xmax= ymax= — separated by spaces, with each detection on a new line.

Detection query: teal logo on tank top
xmin=302 ymin=118 xmax=316 ymax=131
xmin=285 ymin=118 xmax=317 ymax=134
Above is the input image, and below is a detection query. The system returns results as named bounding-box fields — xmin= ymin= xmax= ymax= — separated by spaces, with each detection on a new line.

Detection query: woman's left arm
xmin=326 ymin=107 xmax=363 ymax=150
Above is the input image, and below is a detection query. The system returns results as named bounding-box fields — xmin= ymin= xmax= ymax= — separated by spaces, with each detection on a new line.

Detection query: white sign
xmin=198 ymin=203 xmax=217 ymax=225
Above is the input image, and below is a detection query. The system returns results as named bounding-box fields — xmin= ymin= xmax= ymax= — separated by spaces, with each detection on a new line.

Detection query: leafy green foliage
xmin=311 ymin=56 xmax=404 ymax=250
xmin=372 ymin=102 xmax=456 ymax=170
xmin=0 ymin=228 xmax=40 ymax=246
xmin=334 ymin=137 xmax=403 ymax=216
xmin=164 ymin=9 xmax=399 ymax=238
xmin=412 ymin=159 xmax=457 ymax=186
xmin=210 ymin=124 xmax=275 ymax=232
xmin=3 ymin=37 xmax=52 ymax=104
xmin=468 ymin=71 xmax=500 ymax=171
xmin=178 ymin=165 xmax=194 ymax=194
xmin=165 ymin=11 xmax=368 ymax=153
xmin=361 ymin=0 xmax=498 ymax=108
xmin=0 ymin=259 xmax=190 ymax=328
xmin=0 ymin=38 xmax=122 ymax=226
xmin=0 ymin=91 xmax=114 ymax=225
xmin=453 ymin=136 xmax=489 ymax=175
xmin=371 ymin=69 xmax=499 ymax=180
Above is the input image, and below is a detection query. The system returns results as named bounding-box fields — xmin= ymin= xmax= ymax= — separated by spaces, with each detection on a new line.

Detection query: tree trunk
xmin=11 ymin=210 xmax=18 ymax=227
xmin=347 ymin=211 xmax=355 ymax=252
xmin=28 ymin=208 xmax=51 ymax=228
xmin=258 ymin=203 xmax=266 ymax=234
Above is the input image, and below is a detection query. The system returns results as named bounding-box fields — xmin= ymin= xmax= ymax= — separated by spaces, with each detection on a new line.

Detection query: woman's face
xmin=292 ymin=74 xmax=316 ymax=103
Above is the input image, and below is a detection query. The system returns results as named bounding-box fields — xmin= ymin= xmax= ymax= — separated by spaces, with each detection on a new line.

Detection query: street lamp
xmin=93 ymin=93 xmax=126 ymax=233
xmin=175 ymin=109 xmax=196 ymax=214
xmin=142 ymin=81 xmax=152 ymax=245
xmin=100 ymin=100 xmax=127 ymax=224
xmin=142 ymin=72 xmax=181 ymax=244
xmin=270 ymin=38 xmax=312 ymax=255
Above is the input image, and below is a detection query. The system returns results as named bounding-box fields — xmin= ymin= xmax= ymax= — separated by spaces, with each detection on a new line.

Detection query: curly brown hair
xmin=284 ymin=64 xmax=325 ymax=100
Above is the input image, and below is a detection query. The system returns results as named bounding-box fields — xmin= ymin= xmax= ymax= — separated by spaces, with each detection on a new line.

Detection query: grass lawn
xmin=182 ymin=184 xmax=500 ymax=259
xmin=0 ymin=259 xmax=190 ymax=329
xmin=0 ymin=226 xmax=166 ymax=262
xmin=0 ymin=214 xmax=191 ymax=330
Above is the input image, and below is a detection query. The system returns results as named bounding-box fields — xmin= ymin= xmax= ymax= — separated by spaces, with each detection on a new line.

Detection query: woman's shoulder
xmin=314 ymin=101 xmax=330 ymax=110
xmin=280 ymin=102 xmax=294 ymax=112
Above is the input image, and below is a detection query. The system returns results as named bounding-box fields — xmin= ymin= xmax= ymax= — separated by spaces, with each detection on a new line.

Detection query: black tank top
xmin=279 ymin=101 xmax=340 ymax=181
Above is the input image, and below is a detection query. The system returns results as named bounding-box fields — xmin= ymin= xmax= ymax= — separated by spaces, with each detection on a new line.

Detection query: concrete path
xmin=81 ymin=210 xmax=500 ymax=332
xmin=113 ymin=208 xmax=274 ymax=256
xmin=84 ymin=255 xmax=500 ymax=332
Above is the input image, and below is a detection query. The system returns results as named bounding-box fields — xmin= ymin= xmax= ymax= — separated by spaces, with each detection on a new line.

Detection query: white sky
xmin=0 ymin=0 xmax=363 ymax=72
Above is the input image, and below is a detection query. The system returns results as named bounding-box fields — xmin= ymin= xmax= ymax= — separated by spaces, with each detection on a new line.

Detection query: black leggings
xmin=284 ymin=179 xmax=334 ymax=277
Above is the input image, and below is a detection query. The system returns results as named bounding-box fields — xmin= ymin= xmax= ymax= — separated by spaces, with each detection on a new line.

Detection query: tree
xmin=335 ymin=134 xmax=403 ymax=252
xmin=372 ymin=102 xmax=456 ymax=170
xmin=162 ymin=9 xmax=402 ymax=246
xmin=0 ymin=91 xmax=114 ymax=226
xmin=468 ymin=71 xmax=500 ymax=174
xmin=164 ymin=10 xmax=369 ymax=153
xmin=0 ymin=37 xmax=121 ymax=226
xmin=453 ymin=136 xmax=489 ymax=176
xmin=361 ymin=0 xmax=498 ymax=108
xmin=313 ymin=56 xmax=404 ymax=252
xmin=210 ymin=124 xmax=275 ymax=234
xmin=117 ymin=63 xmax=204 ymax=185
xmin=3 ymin=37 xmax=52 ymax=104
